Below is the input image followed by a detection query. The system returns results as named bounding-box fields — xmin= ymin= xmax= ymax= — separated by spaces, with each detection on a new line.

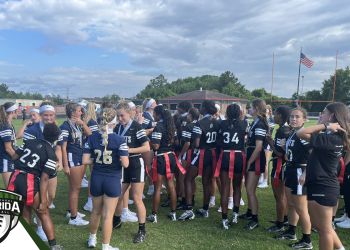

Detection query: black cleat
xmin=113 ymin=219 xmax=122 ymax=229
xmin=275 ymin=232 xmax=297 ymax=240
xmin=133 ymin=230 xmax=147 ymax=244
xmin=270 ymin=219 xmax=289 ymax=226
xmin=239 ymin=212 xmax=252 ymax=220
xmin=244 ymin=220 xmax=259 ymax=230
xmin=161 ymin=197 xmax=171 ymax=207
xmin=311 ymin=227 xmax=318 ymax=233
xmin=196 ymin=208 xmax=209 ymax=218
xmin=289 ymin=239 xmax=313 ymax=249
xmin=176 ymin=203 xmax=186 ymax=210
xmin=265 ymin=225 xmax=285 ymax=232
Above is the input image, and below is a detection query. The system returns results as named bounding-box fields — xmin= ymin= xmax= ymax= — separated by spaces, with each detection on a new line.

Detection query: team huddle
xmin=0 ymin=97 xmax=349 ymax=250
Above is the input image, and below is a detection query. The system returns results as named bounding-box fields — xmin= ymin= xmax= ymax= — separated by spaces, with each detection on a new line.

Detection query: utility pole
xmin=67 ymin=88 xmax=69 ymax=101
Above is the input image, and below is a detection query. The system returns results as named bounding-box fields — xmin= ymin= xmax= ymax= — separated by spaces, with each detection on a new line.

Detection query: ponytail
xmin=154 ymin=105 xmax=175 ymax=145
xmin=99 ymin=108 xmax=116 ymax=153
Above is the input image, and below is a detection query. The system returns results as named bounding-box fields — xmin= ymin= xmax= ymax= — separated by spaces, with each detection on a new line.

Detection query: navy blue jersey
xmin=142 ymin=111 xmax=156 ymax=130
xmin=97 ymin=117 xmax=101 ymax=124
xmin=114 ymin=120 xmax=148 ymax=156
xmin=83 ymin=119 xmax=99 ymax=144
xmin=14 ymin=139 xmax=57 ymax=178
xmin=60 ymin=121 xmax=84 ymax=155
xmin=83 ymin=132 xmax=128 ymax=177
xmin=0 ymin=123 xmax=18 ymax=161
xmin=192 ymin=116 xmax=220 ymax=149
xmin=219 ymin=120 xmax=248 ymax=150
xmin=23 ymin=123 xmax=63 ymax=147
xmin=151 ymin=121 xmax=178 ymax=154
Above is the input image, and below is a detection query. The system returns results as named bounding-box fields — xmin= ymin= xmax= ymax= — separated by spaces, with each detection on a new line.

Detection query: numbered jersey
xmin=192 ymin=117 xmax=220 ymax=149
xmin=151 ymin=121 xmax=178 ymax=154
xmin=181 ymin=113 xmax=188 ymax=127
xmin=272 ymin=124 xmax=289 ymax=158
xmin=14 ymin=139 xmax=57 ymax=178
xmin=83 ymin=133 xmax=128 ymax=177
xmin=60 ymin=121 xmax=84 ymax=155
xmin=0 ymin=123 xmax=18 ymax=161
xmin=114 ymin=121 xmax=148 ymax=156
xmin=285 ymin=130 xmax=310 ymax=166
xmin=219 ymin=120 xmax=248 ymax=150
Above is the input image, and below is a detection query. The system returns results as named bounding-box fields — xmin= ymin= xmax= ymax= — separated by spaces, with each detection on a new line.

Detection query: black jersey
xmin=285 ymin=128 xmax=310 ymax=166
xmin=114 ymin=121 xmax=148 ymax=156
xmin=181 ymin=121 xmax=196 ymax=148
xmin=219 ymin=120 xmax=248 ymax=150
xmin=151 ymin=121 xmax=178 ymax=154
xmin=305 ymin=132 xmax=343 ymax=188
xmin=192 ymin=116 xmax=220 ymax=149
xmin=247 ymin=119 xmax=268 ymax=147
xmin=272 ymin=124 xmax=289 ymax=157
xmin=14 ymin=139 xmax=57 ymax=178
xmin=181 ymin=113 xmax=188 ymax=127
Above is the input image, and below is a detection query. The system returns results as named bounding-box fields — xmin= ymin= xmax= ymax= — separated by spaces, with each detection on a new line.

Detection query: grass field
xmin=1 ymin=118 xmax=349 ymax=250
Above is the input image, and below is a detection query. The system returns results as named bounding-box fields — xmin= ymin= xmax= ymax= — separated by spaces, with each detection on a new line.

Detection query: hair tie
xmin=164 ymin=108 xmax=168 ymax=111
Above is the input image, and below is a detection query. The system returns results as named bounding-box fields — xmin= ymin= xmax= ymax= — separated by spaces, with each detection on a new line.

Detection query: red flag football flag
xmin=300 ymin=53 xmax=314 ymax=68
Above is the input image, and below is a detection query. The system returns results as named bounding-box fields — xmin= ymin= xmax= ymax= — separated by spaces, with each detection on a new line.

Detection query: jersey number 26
xmin=94 ymin=149 xmax=112 ymax=164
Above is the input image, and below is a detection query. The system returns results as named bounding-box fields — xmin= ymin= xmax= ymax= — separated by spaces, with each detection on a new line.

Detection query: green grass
xmin=1 ymin=119 xmax=348 ymax=249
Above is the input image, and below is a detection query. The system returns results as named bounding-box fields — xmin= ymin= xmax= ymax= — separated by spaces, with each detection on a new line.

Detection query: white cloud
xmin=0 ymin=61 xmax=23 ymax=66
xmin=0 ymin=0 xmax=349 ymax=97
xmin=101 ymin=55 xmax=109 ymax=58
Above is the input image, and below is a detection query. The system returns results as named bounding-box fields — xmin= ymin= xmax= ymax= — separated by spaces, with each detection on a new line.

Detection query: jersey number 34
xmin=223 ymin=132 xmax=239 ymax=144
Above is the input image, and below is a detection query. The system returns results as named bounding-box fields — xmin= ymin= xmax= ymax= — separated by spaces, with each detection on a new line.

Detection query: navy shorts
xmin=49 ymin=171 xmax=57 ymax=179
xmin=0 ymin=159 xmax=15 ymax=173
xmin=90 ymin=172 xmax=122 ymax=198
xmin=68 ymin=152 xmax=83 ymax=168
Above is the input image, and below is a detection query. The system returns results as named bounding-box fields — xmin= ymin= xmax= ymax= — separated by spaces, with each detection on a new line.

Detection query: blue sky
xmin=0 ymin=0 xmax=349 ymax=99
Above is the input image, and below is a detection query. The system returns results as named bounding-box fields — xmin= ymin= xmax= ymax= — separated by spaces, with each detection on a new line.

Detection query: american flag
xmin=300 ymin=53 xmax=314 ymax=68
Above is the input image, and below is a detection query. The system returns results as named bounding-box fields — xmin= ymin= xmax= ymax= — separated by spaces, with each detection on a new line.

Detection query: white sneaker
xmin=128 ymin=209 xmax=137 ymax=217
xmin=337 ymin=217 xmax=350 ymax=228
xmin=335 ymin=214 xmax=347 ymax=222
xmin=103 ymin=245 xmax=119 ymax=250
xmin=49 ymin=204 xmax=55 ymax=209
xmin=121 ymin=212 xmax=138 ymax=222
xmin=232 ymin=212 xmax=239 ymax=223
xmin=81 ymin=179 xmax=88 ymax=188
xmin=142 ymin=194 xmax=146 ymax=199
xmin=258 ymin=175 xmax=263 ymax=183
xmin=66 ymin=211 xmax=86 ymax=218
xmin=162 ymin=184 xmax=166 ymax=189
xmin=128 ymin=200 xmax=134 ymax=204
xmin=37 ymin=230 xmax=47 ymax=242
xmin=88 ymin=235 xmax=97 ymax=248
xmin=240 ymin=198 xmax=245 ymax=206
xmin=84 ymin=202 xmax=93 ymax=212
xmin=209 ymin=202 xmax=215 ymax=208
xmin=217 ymin=207 xmax=222 ymax=213
xmin=257 ymin=181 xmax=268 ymax=188
xmin=147 ymin=186 xmax=154 ymax=195
xmin=68 ymin=217 xmax=89 ymax=226
xmin=228 ymin=202 xmax=234 ymax=210
xmin=34 ymin=217 xmax=37 ymax=224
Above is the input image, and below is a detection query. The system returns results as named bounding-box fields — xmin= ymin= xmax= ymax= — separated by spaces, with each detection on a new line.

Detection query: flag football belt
xmin=198 ymin=148 xmax=217 ymax=177
xmin=152 ymin=152 xmax=186 ymax=182
xmin=338 ymin=157 xmax=345 ymax=184
xmin=214 ymin=150 xmax=246 ymax=179
xmin=269 ymin=157 xmax=284 ymax=187
xmin=8 ymin=170 xmax=35 ymax=206
xmin=129 ymin=154 xmax=141 ymax=158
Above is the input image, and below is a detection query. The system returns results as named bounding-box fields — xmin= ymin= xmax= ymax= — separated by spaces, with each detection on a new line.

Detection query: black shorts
xmin=9 ymin=172 xmax=40 ymax=202
xmin=285 ymin=166 xmax=307 ymax=195
xmin=123 ymin=156 xmax=145 ymax=183
xmin=246 ymin=148 xmax=266 ymax=174
xmin=271 ymin=158 xmax=285 ymax=181
xmin=220 ymin=151 xmax=244 ymax=174
xmin=307 ymin=185 xmax=339 ymax=207
xmin=191 ymin=148 xmax=216 ymax=169
xmin=49 ymin=171 xmax=57 ymax=179
xmin=155 ymin=152 xmax=177 ymax=176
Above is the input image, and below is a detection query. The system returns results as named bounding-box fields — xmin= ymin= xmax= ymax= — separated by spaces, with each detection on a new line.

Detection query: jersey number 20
xmin=206 ymin=132 xmax=217 ymax=143
xmin=94 ymin=149 xmax=112 ymax=164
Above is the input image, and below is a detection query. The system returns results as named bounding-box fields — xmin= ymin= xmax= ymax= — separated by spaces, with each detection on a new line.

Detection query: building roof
xmin=159 ymin=90 xmax=248 ymax=101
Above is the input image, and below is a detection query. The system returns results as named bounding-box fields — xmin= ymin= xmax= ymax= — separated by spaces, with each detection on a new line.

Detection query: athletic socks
xmin=288 ymin=225 xmax=296 ymax=235
xmin=332 ymin=216 xmax=335 ymax=222
xmin=303 ymin=234 xmax=311 ymax=244
xmin=246 ymin=208 xmax=252 ymax=217
xmin=90 ymin=233 xmax=97 ymax=238
xmin=139 ymin=223 xmax=146 ymax=233
xmin=222 ymin=213 xmax=228 ymax=220
xmin=284 ymin=215 xmax=288 ymax=223
xmin=192 ymin=195 xmax=195 ymax=202
xmin=171 ymin=209 xmax=176 ymax=213
xmin=233 ymin=206 xmax=239 ymax=214
xmin=102 ymin=243 xmax=110 ymax=250
xmin=122 ymin=208 xmax=128 ymax=214
xmin=152 ymin=211 xmax=157 ymax=216
xmin=71 ymin=216 xmax=77 ymax=220
xmin=186 ymin=204 xmax=193 ymax=210
xmin=48 ymin=239 xmax=56 ymax=247
xmin=181 ymin=197 xmax=186 ymax=205
xmin=276 ymin=221 xmax=284 ymax=229
xmin=252 ymin=214 xmax=258 ymax=222
xmin=210 ymin=196 xmax=215 ymax=204
xmin=203 ymin=204 xmax=209 ymax=211
xmin=228 ymin=197 xmax=233 ymax=203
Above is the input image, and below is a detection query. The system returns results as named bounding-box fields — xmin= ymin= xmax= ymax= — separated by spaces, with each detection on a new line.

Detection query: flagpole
xmin=296 ymin=47 xmax=302 ymax=105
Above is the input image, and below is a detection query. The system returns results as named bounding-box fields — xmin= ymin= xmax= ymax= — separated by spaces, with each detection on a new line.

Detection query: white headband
xmin=215 ymin=104 xmax=221 ymax=111
xmin=108 ymin=116 xmax=117 ymax=125
xmin=146 ymin=99 xmax=155 ymax=109
xmin=238 ymin=104 xmax=243 ymax=111
xmin=266 ymin=109 xmax=270 ymax=113
xmin=78 ymin=101 xmax=87 ymax=107
xmin=30 ymin=108 xmax=40 ymax=114
xmin=128 ymin=102 xmax=135 ymax=108
xmin=6 ymin=104 xmax=18 ymax=112
xmin=39 ymin=105 xmax=56 ymax=113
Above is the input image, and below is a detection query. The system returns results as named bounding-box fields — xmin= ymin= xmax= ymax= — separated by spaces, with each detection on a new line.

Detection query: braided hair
xmin=99 ymin=108 xmax=116 ymax=152
xmin=154 ymin=105 xmax=175 ymax=145
xmin=226 ymin=104 xmax=241 ymax=128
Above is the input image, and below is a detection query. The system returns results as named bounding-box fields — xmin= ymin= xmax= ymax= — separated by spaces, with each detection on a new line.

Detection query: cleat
xmin=244 ymin=220 xmax=259 ymax=230
xmin=196 ymin=208 xmax=209 ymax=218
xmin=128 ymin=200 xmax=134 ymax=204
xmin=239 ymin=212 xmax=252 ymax=220
xmin=270 ymin=219 xmax=289 ymax=226
xmin=50 ymin=245 xmax=63 ymax=250
xmin=334 ymin=214 xmax=347 ymax=222
xmin=311 ymin=227 xmax=318 ymax=233
xmin=337 ymin=217 xmax=350 ymax=228
xmin=128 ymin=209 xmax=137 ymax=217
xmin=66 ymin=211 xmax=86 ymax=218
xmin=88 ymin=235 xmax=97 ymax=248
xmin=275 ymin=232 xmax=297 ymax=240
xmin=49 ymin=204 xmax=55 ymax=209
xmin=37 ymin=230 xmax=48 ymax=242
xmin=176 ymin=203 xmax=186 ymax=210
xmin=133 ymin=230 xmax=147 ymax=244
xmin=257 ymin=181 xmax=268 ymax=188
xmin=222 ymin=219 xmax=230 ymax=229
xmin=178 ymin=210 xmax=195 ymax=221
xmin=121 ymin=211 xmax=138 ymax=222
xmin=332 ymin=222 xmax=336 ymax=230
xmin=68 ymin=217 xmax=89 ymax=226
xmin=113 ymin=219 xmax=122 ymax=229
xmin=146 ymin=214 xmax=157 ymax=223
xmin=84 ymin=202 xmax=93 ymax=212
xmin=265 ymin=225 xmax=285 ymax=232
xmin=289 ymin=239 xmax=313 ymax=249
xmin=161 ymin=197 xmax=171 ymax=207
xmin=167 ymin=212 xmax=176 ymax=221
xmin=240 ymin=198 xmax=245 ymax=206
xmin=232 ymin=212 xmax=239 ymax=224
xmin=142 ymin=194 xmax=146 ymax=199
xmin=209 ymin=202 xmax=215 ymax=208
xmin=217 ymin=207 xmax=222 ymax=213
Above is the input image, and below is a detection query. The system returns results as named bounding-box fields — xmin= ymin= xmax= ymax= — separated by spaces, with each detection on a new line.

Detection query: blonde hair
xmin=0 ymin=102 xmax=15 ymax=127
xmin=136 ymin=105 xmax=142 ymax=114
xmin=85 ymin=102 xmax=97 ymax=125
xmin=266 ymin=105 xmax=272 ymax=117
xmin=116 ymin=101 xmax=134 ymax=120
xmin=142 ymin=98 xmax=152 ymax=111
xmin=99 ymin=108 xmax=116 ymax=151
